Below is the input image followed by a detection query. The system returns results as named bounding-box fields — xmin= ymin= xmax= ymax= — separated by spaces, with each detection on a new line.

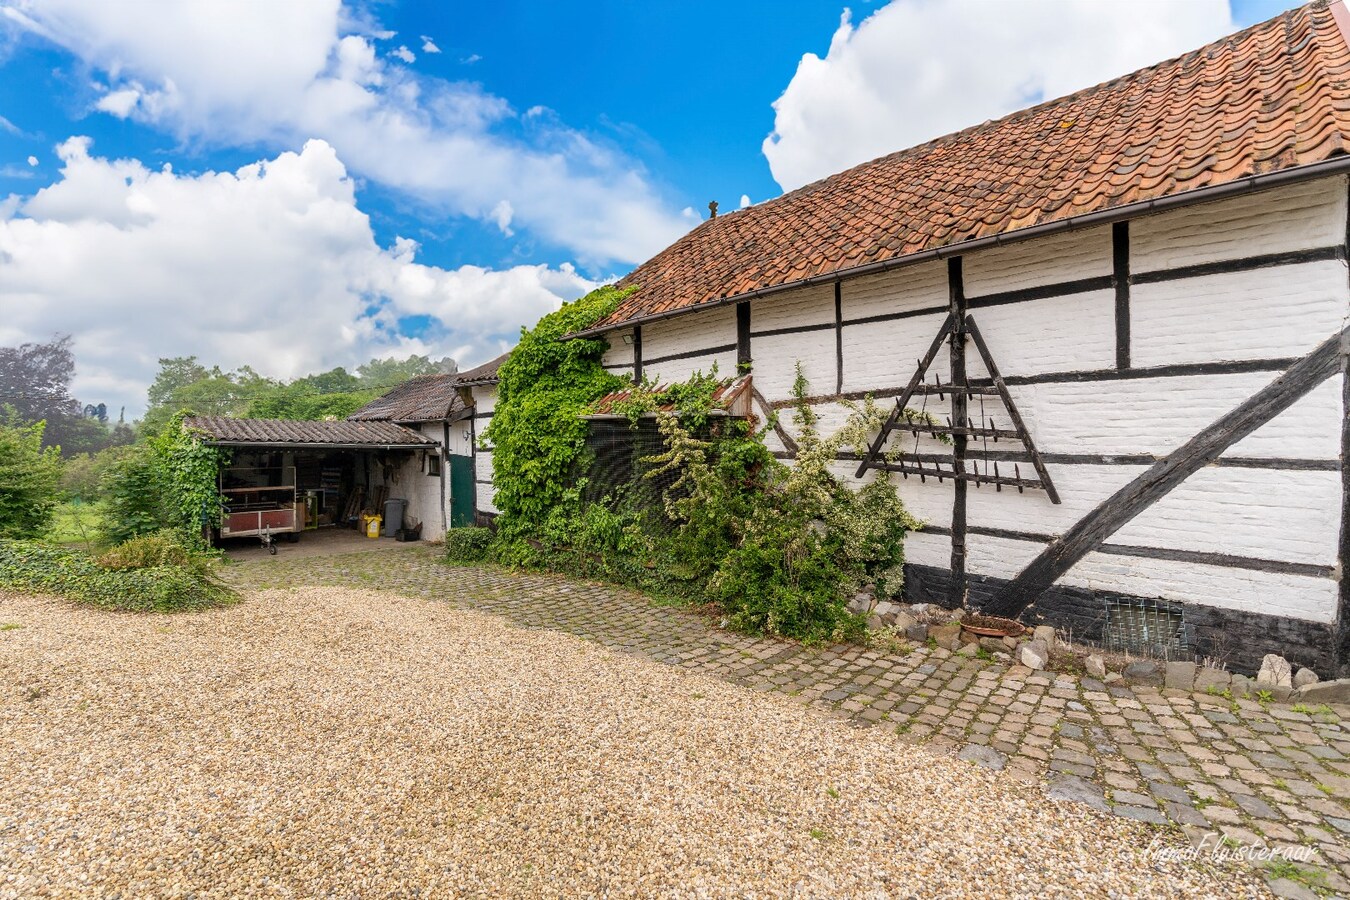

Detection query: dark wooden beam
xmin=948 ymin=257 xmax=969 ymax=608
xmin=1113 ymin=222 xmax=1130 ymax=370
xmin=965 ymin=315 xmax=1061 ymax=504
xmin=632 ymin=325 xmax=643 ymax=381
xmin=834 ymin=281 xmax=844 ymax=394
xmin=983 ymin=325 xmax=1350 ymax=618
xmin=736 ymin=303 xmax=751 ymax=369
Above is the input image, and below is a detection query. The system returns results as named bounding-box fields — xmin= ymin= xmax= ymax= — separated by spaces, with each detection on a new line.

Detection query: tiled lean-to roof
xmin=454 ymin=352 xmax=510 ymax=386
xmin=347 ymin=373 xmax=464 ymax=423
xmin=184 ymin=416 xmax=434 ymax=448
xmin=588 ymin=0 xmax=1350 ymax=332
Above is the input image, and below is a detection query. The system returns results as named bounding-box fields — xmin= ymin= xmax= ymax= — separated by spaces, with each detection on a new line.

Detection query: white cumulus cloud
xmin=420 ymin=35 xmax=440 ymax=54
xmin=763 ymin=0 xmax=1233 ymax=191
xmin=0 ymin=0 xmax=687 ymax=266
xmin=390 ymin=44 xmax=414 ymax=64
xmin=0 ymin=138 xmax=597 ymax=416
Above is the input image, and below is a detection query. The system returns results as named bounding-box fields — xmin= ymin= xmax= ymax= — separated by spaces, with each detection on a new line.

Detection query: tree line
xmin=0 ymin=334 xmax=455 ymax=540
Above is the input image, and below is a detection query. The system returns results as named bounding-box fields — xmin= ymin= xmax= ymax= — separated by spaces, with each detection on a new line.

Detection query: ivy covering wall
xmin=461 ymin=288 xmax=923 ymax=643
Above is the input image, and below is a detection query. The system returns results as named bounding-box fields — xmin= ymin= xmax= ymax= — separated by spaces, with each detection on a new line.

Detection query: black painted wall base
xmin=902 ymin=562 xmax=1344 ymax=678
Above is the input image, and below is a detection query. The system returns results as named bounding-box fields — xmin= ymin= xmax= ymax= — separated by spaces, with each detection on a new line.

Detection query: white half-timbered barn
xmin=548 ymin=2 xmax=1350 ymax=676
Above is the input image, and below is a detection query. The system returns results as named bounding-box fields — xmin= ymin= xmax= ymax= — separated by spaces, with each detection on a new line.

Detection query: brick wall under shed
xmin=600 ymin=175 xmax=1350 ymax=676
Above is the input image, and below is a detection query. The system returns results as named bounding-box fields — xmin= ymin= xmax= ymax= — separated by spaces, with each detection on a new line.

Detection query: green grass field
xmin=48 ymin=500 xmax=107 ymax=549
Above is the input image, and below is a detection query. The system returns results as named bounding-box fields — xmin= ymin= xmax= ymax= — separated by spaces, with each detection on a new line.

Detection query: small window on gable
xmin=425 ymin=453 xmax=441 ymax=477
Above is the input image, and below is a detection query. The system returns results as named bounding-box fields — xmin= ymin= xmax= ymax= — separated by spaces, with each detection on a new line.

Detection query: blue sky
xmin=0 ymin=0 xmax=1302 ymax=414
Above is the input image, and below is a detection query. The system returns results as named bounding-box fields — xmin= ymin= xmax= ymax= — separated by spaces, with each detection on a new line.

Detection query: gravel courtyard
xmin=0 ymin=585 xmax=1271 ymax=898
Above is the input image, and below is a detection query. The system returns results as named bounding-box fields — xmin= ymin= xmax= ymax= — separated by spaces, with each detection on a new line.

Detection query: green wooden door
xmin=449 ymin=454 xmax=475 ymax=527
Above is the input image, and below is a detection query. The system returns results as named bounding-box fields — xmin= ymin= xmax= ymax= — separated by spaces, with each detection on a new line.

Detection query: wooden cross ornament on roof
xmin=854 ymin=312 xmax=1061 ymax=504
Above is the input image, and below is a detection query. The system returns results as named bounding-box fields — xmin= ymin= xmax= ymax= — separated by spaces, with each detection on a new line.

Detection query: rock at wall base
xmin=1256 ymin=654 xmax=1293 ymax=691
xmin=1165 ymin=661 xmax=1197 ymax=692
xmin=1193 ymin=666 xmax=1232 ymax=694
xmin=1294 ymin=678 xmax=1350 ymax=704
xmin=1292 ymin=667 xmax=1319 ymax=689
xmin=1122 ymin=660 xmax=1161 ymax=686
xmin=1020 ymin=639 xmax=1049 ymax=671
xmin=1085 ymin=655 xmax=1107 ymax=679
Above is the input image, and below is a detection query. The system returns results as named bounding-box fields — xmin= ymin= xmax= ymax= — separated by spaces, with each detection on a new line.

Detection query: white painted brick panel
xmin=965 ymin=533 xmax=1049 ymax=580
xmin=963 ymin=225 xmax=1112 ymax=296
xmin=751 ymin=283 xmax=834 ymax=330
xmin=965 ymin=290 xmax=1116 ymax=379
xmin=602 ymin=332 xmax=635 ymax=368
xmin=1131 ymin=177 xmax=1347 ymax=272
xmin=1008 ymin=373 xmax=1341 ymax=459
xmin=1063 ymin=553 xmax=1337 ymax=623
xmin=475 ymin=450 xmax=500 ymax=514
xmin=645 ymin=350 xmax=739 ymax=386
xmin=751 ymin=328 xmax=835 ymax=399
xmin=965 ymin=464 xmax=1141 ymax=536
xmin=902 ymin=529 xmax=949 ymax=569
xmin=840 ymin=311 xmax=947 ymax=394
xmin=641 ymin=305 xmax=736 ymax=361
xmin=1130 ymin=261 xmax=1348 ymax=368
xmin=1116 ymin=467 xmax=1341 ymax=567
xmin=472 ymin=386 xmax=496 ymax=415
xmin=840 ymin=260 xmax=946 ymax=322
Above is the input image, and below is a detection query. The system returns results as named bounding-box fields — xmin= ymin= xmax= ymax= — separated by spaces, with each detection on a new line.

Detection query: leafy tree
xmin=0 ymin=336 xmax=81 ymax=425
xmin=0 ymin=418 xmax=63 ymax=539
xmin=0 ymin=335 xmax=117 ymax=453
xmin=357 ymin=354 xmax=454 ymax=388
xmin=100 ymin=444 xmax=172 ymax=544
xmin=142 ymin=357 xmax=277 ymax=433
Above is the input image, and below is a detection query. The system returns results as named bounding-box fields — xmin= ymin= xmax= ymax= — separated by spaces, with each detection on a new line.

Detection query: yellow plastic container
xmin=363 ymin=514 xmax=382 ymax=538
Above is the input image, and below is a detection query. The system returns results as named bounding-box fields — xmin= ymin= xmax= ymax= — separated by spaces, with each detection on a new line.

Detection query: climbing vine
xmin=150 ymin=410 xmax=231 ymax=547
xmin=467 ymin=327 xmax=926 ymax=642
xmin=482 ymin=285 xmax=634 ymax=535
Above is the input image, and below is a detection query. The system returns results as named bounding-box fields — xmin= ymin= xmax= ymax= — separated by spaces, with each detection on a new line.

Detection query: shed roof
xmin=455 ymin=352 xmax=510 ymax=386
xmin=347 ymin=373 xmax=464 ymax=423
xmin=585 ymin=0 xmax=1350 ymax=334
xmin=185 ymin=416 xmax=434 ymax=449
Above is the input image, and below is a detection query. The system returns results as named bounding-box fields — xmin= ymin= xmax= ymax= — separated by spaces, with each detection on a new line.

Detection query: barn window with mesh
xmin=1101 ymin=597 xmax=1189 ymax=659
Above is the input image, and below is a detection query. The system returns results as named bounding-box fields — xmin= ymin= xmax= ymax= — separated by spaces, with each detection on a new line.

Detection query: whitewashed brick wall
xmin=610 ymin=175 xmax=1350 ymax=628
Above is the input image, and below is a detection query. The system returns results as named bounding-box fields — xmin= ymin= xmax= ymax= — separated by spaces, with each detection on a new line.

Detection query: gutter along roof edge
xmin=565 ymin=153 xmax=1350 ymax=341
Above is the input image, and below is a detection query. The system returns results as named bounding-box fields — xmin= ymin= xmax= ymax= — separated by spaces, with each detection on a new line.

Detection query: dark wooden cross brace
xmin=854 ymin=313 xmax=1061 ymax=504
xmin=982 ymin=325 xmax=1350 ymax=619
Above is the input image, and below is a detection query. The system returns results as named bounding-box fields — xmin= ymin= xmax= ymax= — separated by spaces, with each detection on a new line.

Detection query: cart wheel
xmin=268 ymin=542 xmax=277 ymax=555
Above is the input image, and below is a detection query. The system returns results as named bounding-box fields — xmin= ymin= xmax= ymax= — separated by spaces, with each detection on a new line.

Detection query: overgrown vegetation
xmin=481 ymin=285 xmax=632 ymax=530
xmin=0 ymin=418 xmax=63 ymax=540
xmin=458 ymin=291 xmax=924 ymax=644
xmin=0 ymin=532 xmax=236 ymax=612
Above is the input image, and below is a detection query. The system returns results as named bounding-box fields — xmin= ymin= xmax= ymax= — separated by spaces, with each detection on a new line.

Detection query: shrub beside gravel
xmin=0 ymin=538 xmax=235 ymax=612
xmin=443 ymin=526 xmax=494 ymax=564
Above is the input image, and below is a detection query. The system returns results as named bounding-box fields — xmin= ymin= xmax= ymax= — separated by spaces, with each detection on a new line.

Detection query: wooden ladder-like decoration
xmin=854 ymin=312 xmax=1061 ymax=504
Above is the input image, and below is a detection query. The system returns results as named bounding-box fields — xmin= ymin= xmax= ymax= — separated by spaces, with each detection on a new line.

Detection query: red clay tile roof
xmin=592 ymin=1 xmax=1350 ymax=331
xmin=185 ymin=416 xmax=434 ymax=448
xmin=587 ymin=374 xmax=754 ymax=417
xmin=348 ymin=373 xmax=463 ymax=422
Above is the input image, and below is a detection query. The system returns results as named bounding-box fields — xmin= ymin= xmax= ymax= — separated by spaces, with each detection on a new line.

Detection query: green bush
xmin=97 ymin=531 xmax=194 ymax=570
xmin=0 ymin=537 xmax=236 ymax=612
xmin=483 ymin=364 xmax=922 ymax=644
xmin=0 ymin=419 xmax=62 ymax=540
xmin=443 ymin=526 xmax=495 ymax=564
xmin=100 ymin=443 xmax=172 ymax=545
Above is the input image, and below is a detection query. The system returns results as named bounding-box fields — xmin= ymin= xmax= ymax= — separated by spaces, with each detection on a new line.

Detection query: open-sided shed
xmin=185 ymin=416 xmax=438 ymax=546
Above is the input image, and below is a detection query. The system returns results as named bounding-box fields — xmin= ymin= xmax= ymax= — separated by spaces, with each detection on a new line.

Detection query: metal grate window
xmin=1102 ymin=597 xmax=1189 ymax=659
